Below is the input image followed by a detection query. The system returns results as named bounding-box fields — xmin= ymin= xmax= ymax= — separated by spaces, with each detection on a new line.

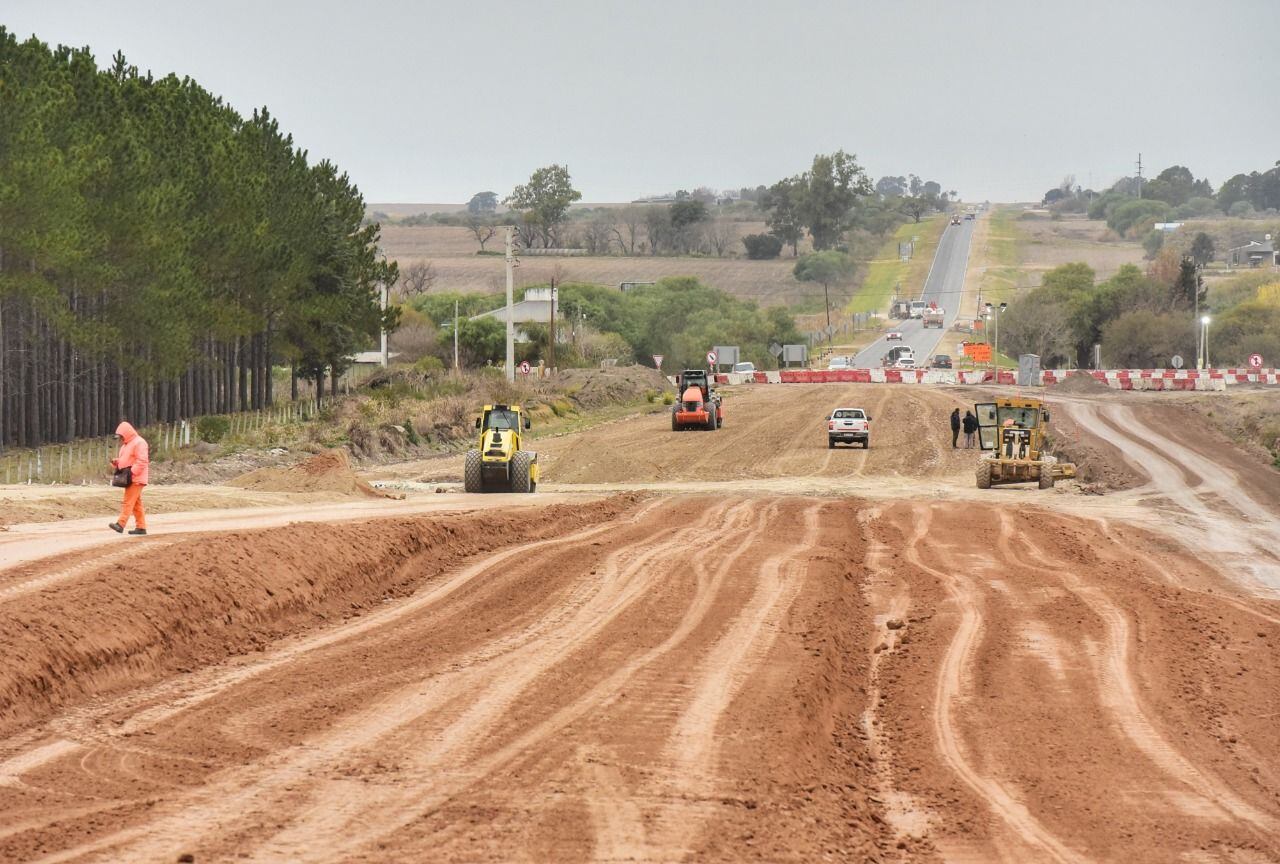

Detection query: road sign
xmin=706 ymin=350 xmax=718 ymax=366
xmin=768 ymin=342 xmax=783 ymax=358
xmin=824 ymin=324 xmax=836 ymax=337
xmin=518 ymin=360 xmax=531 ymax=375
xmin=652 ymin=354 xmax=664 ymax=369
xmin=1170 ymin=355 xmax=1184 ymax=369
xmin=962 ymin=342 xmax=992 ymax=363
xmin=1249 ymin=353 xmax=1264 ymax=369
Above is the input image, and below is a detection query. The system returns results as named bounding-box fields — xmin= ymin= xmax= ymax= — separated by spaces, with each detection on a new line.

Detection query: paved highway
xmin=851 ymin=217 xmax=976 ymax=368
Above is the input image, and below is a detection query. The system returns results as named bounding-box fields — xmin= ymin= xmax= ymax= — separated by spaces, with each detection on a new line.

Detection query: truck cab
xmin=909 ymin=300 xmax=926 ymax=318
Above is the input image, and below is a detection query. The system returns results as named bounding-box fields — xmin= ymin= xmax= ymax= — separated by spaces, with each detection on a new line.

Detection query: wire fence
xmin=0 ymin=398 xmax=326 ymax=486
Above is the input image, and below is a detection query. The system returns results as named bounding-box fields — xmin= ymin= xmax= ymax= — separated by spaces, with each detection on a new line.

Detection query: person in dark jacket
xmin=962 ymin=410 xmax=979 ymax=448
xmin=950 ymin=408 xmax=961 ymax=448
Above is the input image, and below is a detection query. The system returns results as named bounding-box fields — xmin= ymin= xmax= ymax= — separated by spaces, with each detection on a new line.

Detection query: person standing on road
xmin=950 ymin=408 xmax=961 ymax=448
xmin=109 ymin=421 xmax=149 ymax=536
xmin=962 ymin=410 xmax=978 ymax=449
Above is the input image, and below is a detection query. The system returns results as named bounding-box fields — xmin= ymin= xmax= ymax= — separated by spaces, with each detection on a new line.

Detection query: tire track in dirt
xmin=601 ymin=500 xmax=824 ymax=860
xmin=0 ymin=500 xmax=668 ymax=792
xmin=1064 ymin=399 xmax=1280 ymax=592
xmin=30 ymin=499 xmax=764 ymax=863
xmin=857 ymin=503 xmax=934 ymax=846
xmin=1004 ymin=511 xmax=1278 ymax=834
xmin=904 ymin=504 xmax=1090 ymax=864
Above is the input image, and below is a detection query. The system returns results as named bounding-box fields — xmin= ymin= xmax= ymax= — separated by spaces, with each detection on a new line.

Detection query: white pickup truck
xmin=828 ymin=407 xmax=871 ymax=449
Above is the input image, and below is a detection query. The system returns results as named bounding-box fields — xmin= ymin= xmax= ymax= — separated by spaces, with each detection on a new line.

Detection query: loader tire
xmin=1038 ymin=470 xmax=1055 ymax=490
xmin=464 ymin=450 xmax=484 ymax=493
xmin=976 ymin=460 xmax=993 ymax=490
xmin=512 ymin=451 xmax=534 ymax=493
xmin=672 ymin=413 xmax=678 ymax=432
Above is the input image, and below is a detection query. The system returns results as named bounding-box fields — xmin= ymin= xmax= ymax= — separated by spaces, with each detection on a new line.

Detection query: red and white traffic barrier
xmin=712 ymin=368 xmax=1277 ymax=388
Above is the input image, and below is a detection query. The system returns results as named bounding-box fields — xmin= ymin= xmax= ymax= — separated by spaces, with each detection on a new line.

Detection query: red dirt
xmin=228 ymin=448 xmax=397 ymax=498
xmin=4 ymin=386 xmax=1280 ymax=862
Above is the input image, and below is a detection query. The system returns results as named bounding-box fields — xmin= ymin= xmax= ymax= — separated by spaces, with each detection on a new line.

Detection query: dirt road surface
xmin=2 ymin=384 xmax=1279 ymax=862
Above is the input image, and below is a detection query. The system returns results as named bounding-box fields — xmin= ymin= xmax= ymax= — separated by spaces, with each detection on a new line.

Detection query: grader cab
xmin=974 ymin=397 xmax=1076 ymax=489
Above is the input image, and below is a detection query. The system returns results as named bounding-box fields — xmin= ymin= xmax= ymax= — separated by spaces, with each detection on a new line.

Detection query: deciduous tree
xmin=505 ymin=164 xmax=582 ymax=248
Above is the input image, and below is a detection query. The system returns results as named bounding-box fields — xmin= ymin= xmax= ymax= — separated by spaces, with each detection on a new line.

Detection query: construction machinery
xmin=672 ymin=369 xmax=723 ymax=431
xmin=973 ymin=397 xmax=1076 ymax=489
xmin=922 ymin=306 xmax=945 ymax=328
xmin=464 ymin=404 xmax=539 ymax=492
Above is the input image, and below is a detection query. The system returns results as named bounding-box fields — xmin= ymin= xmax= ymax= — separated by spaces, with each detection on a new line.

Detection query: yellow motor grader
xmin=974 ymin=397 xmax=1076 ymax=489
xmin=464 ymin=404 xmax=539 ymax=493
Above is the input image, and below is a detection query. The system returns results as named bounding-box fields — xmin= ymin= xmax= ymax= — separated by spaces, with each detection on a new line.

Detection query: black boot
xmin=108 ymin=522 xmax=124 ymax=533
xmin=128 ymin=528 xmax=147 ymax=536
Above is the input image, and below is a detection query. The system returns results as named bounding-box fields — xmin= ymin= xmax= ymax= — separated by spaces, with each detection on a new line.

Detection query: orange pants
xmin=118 ymin=484 xmax=147 ymax=530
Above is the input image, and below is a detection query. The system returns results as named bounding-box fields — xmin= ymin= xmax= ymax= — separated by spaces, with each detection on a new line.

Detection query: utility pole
xmin=823 ymin=281 xmax=832 ymax=345
xmin=505 ymin=226 xmax=516 ymax=382
xmin=1136 ymin=153 xmax=1144 ymax=199
xmin=548 ymin=274 xmax=557 ymax=374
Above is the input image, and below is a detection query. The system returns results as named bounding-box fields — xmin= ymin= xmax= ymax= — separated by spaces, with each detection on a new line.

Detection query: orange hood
xmin=116 ymin=421 xmax=138 ymax=442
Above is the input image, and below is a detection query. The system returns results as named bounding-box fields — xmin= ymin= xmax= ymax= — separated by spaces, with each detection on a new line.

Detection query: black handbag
xmin=112 ymin=466 xmax=133 ymax=488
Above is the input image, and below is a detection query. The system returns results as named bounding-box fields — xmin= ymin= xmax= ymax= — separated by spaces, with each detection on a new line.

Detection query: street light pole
xmin=1201 ymin=315 xmax=1211 ymax=370
xmin=505 ymin=226 xmax=516 ymax=382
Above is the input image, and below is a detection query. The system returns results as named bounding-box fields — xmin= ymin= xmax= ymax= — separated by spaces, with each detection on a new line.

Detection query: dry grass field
xmin=970 ymin=209 xmax=1146 ymax=308
xmin=378 ymin=221 xmax=813 ymax=305
xmin=1014 ymin=213 xmax=1145 ymax=279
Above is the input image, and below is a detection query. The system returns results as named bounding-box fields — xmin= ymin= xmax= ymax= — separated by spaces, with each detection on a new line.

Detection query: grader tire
xmin=1038 ymin=470 xmax=1055 ymax=490
xmin=671 ymin=413 xmax=679 ymax=432
xmin=463 ymin=450 xmax=484 ymax=493
xmin=512 ymin=451 xmax=533 ymax=493
xmin=976 ymin=460 xmax=993 ymax=490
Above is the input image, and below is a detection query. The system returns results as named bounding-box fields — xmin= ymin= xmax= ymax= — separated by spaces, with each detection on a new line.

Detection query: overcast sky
xmin=6 ymin=1 xmax=1277 ymax=204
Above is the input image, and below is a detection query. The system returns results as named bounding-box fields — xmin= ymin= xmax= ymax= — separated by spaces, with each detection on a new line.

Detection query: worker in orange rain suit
xmin=109 ymin=421 xmax=150 ymax=536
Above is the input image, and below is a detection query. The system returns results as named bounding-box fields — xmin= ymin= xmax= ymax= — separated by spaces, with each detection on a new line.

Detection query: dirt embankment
xmin=0 ymin=497 xmax=637 ymax=737
xmin=228 ymin=448 xmax=396 ymax=498
xmin=1180 ymin=389 xmax=1280 ymax=470
xmin=1046 ymin=405 xmax=1146 ymax=492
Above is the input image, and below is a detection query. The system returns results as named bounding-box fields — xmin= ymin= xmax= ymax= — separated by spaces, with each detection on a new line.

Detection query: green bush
xmin=742 ymin=233 xmax=783 ymax=259
xmin=405 ymin=418 xmax=421 ymax=446
xmin=415 ymin=355 xmax=445 ymax=374
xmin=661 ymin=391 xmax=675 ymax=405
xmin=196 ymin=415 xmax=230 ymax=443
xmin=644 ymin=388 xmax=659 ymax=403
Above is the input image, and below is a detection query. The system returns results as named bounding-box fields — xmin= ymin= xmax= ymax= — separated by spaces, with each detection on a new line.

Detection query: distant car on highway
xmin=894 ymin=357 xmax=916 ymax=369
xmin=827 ymin=355 xmax=851 ymax=370
xmin=732 ymin=361 xmax=756 ymax=374
xmin=931 ymin=354 xmax=953 ymax=369
xmin=827 ymin=407 xmax=871 ymax=449
xmin=886 ymin=331 xmax=903 ymax=341
xmin=951 ymin=215 xmax=961 ymax=225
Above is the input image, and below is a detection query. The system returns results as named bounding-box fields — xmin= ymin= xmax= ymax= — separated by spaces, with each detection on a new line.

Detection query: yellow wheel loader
xmin=973 ymin=397 xmax=1076 ymax=489
xmin=464 ymin=404 xmax=539 ymax=493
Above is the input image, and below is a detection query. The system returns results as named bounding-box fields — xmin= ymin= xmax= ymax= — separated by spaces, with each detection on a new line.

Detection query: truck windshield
xmin=485 ymin=410 xmax=519 ymax=430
